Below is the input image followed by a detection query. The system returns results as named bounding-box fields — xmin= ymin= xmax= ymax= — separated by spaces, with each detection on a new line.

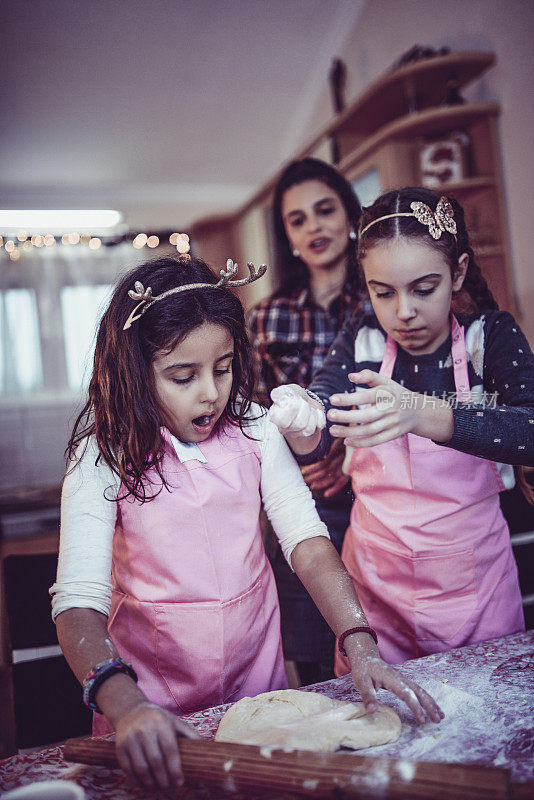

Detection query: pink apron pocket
xmin=154 ymin=601 xmax=224 ymax=713
xmin=413 ymin=549 xmax=477 ymax=642
xmin=154 ymin=576 xmax=266 ymax=713
xmin=221 ymin=577 xmax=267 ymax=700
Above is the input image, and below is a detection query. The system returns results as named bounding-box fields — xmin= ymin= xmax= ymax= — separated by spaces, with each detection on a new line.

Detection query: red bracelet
xmin=338 ymin=626 xmax=378 ymax=656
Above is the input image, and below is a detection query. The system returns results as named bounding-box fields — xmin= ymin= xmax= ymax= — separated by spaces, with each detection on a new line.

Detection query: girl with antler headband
xmin=50 ymin=252 xmax=442 ymax=791
xmin=270 ymin=186 xmax=533 ymax=670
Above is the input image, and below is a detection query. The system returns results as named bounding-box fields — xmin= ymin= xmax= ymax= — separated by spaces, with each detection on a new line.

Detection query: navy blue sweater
xmin=305 ymin=309 xmax=534 ymax=467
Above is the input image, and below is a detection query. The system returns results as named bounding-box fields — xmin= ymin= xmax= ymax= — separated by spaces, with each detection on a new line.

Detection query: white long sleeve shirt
xmin=50 ymin=405 xmax=329 ymax=620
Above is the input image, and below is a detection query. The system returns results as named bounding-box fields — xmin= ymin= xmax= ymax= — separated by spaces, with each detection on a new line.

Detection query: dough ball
xmin=215 ymin=689 xmax=401 ymax=751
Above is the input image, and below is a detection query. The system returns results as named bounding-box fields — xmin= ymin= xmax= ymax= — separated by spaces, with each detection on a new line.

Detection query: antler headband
xmin=123 ymin=257 xmax=267 ymax=330
xmin=359 ymin=196 xmax=457 ymax=241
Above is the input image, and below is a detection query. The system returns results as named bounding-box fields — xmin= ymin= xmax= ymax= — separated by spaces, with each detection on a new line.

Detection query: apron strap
xmin=450 ymin=314 xmax=471 ymax=402
xmin=379 ymin=335 xmax=397 ymax=379
xmin=379 ymin=315 xmax=471 ymax=401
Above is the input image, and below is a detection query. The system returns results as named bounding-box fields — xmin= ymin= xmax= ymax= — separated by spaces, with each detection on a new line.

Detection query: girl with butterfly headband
xmin=51 ymin=253 xmax=442 ymax=791
xmin=269 ymin=186 xmax=533 ymax=669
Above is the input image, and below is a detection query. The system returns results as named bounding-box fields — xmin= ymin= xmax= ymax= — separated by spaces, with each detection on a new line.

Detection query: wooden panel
xmin=474 ymin=253 xmax=513 ymax=312
xmin=189 ymin=215 xmax=239 ymax=271
xmin=346 ymin=141 xmax=419 ymax=197
xmin=0 ymin=531 xmax=60 ymax=758
xmin=0 ymin=663 xmax=16 ymax=757
xmin=467 ymin=116 xmax=497 ymax=176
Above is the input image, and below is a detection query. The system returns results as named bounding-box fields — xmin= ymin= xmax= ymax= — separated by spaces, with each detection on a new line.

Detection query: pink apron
xmin=93 ymin=424 xmax=287 ymax=735
xmin=336 ymin=315 xmax=524 ymax=671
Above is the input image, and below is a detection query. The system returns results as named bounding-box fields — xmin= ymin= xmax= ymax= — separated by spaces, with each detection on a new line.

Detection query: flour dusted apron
xmin=93 ymin=425 xmax=286 ymax=735
xmin=336 ymin=315 xmax=524 ymax=670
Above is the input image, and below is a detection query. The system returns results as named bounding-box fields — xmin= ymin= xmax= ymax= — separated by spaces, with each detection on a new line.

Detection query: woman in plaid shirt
xmin=248 ymin=158 xmax=365 ymax=685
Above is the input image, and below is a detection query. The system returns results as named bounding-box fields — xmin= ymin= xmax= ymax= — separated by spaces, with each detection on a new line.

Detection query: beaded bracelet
xmin=82 ymin=656 xmax=138 ymax=713
xmin=338 ymin=626 xmax=379 ymax=657
xmin=305 ymin=388 xmax=325 ymax=410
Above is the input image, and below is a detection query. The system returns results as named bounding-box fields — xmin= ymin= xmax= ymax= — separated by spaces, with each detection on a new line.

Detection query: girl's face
xmin=362 ymin=238 xmax=467 ymax=355
xmin=281 ymin=179 xmax=352 ymax=275
xmin=152 ymin=322 xmax=234 ymax=443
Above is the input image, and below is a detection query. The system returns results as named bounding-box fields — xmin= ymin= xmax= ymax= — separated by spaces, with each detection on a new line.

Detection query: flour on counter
xmin=354 ymin=670 xmax=534 ymax=774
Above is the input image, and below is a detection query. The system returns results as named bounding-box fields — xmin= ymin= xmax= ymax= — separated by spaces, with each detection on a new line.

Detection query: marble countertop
xmin=1 ymin=630 xmax=532 ymax=799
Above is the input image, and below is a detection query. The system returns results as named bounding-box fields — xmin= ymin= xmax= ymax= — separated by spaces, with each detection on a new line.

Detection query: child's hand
xmin=114 ymin=701 xmax=200 ymax=791
xmin=328 ymin=369 xmax=453 ymax=447
xmin=269 ymin=384 xmax=326 ymax=437
xmin=343 ymin=633 xmax=444 ymax=724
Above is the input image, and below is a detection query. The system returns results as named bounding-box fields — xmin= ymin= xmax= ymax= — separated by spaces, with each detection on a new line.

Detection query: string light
xmin=1 ymin=228 xmax=191 ymax=259
xmin=132 ymin=233 xmax=148 ymax=249
xmin=175 ymin=233 xmax=190 ymax=254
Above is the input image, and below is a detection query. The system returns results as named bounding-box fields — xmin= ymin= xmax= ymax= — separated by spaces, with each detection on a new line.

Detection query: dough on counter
xmin=215 ymin=689 xmax=401 ymax=751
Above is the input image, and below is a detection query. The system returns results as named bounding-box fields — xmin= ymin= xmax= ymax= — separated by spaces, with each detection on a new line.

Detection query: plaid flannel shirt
xmin=247 ymin=284 xmax=363 ymax=407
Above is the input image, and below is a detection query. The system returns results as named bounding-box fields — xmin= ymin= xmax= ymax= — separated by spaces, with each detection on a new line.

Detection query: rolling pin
xmin=63 ymin=736 xmax=516 ymax=799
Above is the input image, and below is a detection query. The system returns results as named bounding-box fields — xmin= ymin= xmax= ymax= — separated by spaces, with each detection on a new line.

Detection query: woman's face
xmin=281 ymin=179 xmax=352 ymax=275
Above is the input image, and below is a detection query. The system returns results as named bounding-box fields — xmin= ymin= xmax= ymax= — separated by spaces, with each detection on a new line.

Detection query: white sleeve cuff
xmin=50 ymin=581 xmax=112 ymax=620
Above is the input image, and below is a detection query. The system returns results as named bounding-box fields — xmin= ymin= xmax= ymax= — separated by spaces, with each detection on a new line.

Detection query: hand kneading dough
xmin=215 ymin=689 xmax=401 ymax=751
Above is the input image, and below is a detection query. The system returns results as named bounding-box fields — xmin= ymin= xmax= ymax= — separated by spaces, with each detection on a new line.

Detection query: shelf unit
xmin=191 ymin=51 xmax=517 ymax=317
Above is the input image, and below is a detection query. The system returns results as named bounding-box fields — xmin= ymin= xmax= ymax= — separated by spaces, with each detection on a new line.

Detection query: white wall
xmin=302 ymin=0 xmax=534 ymax=343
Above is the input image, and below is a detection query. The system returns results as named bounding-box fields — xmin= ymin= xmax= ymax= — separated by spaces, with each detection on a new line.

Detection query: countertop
xmin=1 ymin=630 xmax=533 ymax=798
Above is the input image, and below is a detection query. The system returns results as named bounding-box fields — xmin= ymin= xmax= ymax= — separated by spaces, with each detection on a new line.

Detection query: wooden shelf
xmin=229 ymin=53 xmax=497 ymax=223
xmin=195 ymin=50 xmax=517 ymax=318
xmin=427 ymin=176 xmax=497 ymax=194
xmin=0 ymin=530 xmax=59 ymax=559
xmin=340 ymin=102 xmax=500 ymax=172
xmin=331 ymin=51 xmax=496 ymax=139
xmin=0 ymin=484 xmax=61 ymax=514
xmin=474 ymin=245 xmax=504 ymax=258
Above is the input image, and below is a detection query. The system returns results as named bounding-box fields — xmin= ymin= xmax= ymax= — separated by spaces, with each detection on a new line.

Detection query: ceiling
xmin=1 ymin=0 xmax=366 ymax=231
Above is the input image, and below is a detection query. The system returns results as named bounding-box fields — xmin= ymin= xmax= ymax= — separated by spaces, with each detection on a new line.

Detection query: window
xmin=60 ymin=285 xmax=112 ymax=392
xmin=0 ymin=289 xmax=43 ymax=394
xmin=352 ymin=168 xmax=381 ymax=207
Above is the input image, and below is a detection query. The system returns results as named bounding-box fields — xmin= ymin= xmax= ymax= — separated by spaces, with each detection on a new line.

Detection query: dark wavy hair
xmin=272 ymin=157 xmax=363 ymax=297
xmin=67 ymin=256 xmax=256 ymax=502
xmin=357 ymin=186 xmax=498 ymax=313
